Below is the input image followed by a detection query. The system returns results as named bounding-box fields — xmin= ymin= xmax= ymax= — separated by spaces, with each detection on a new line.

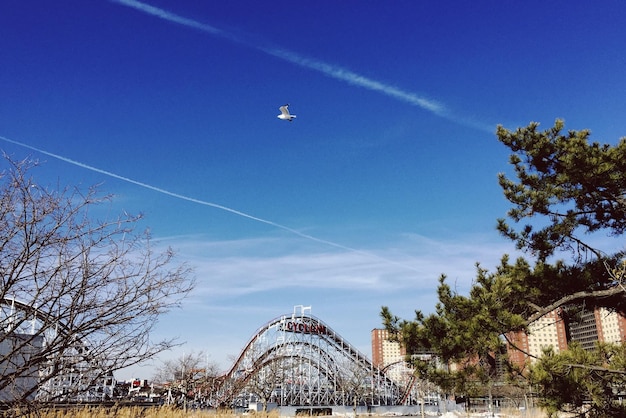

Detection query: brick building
xmin=371 ymin=328 xmax=405 ymax=368
xmin=507 ymin=306 xmax=626 ymax=369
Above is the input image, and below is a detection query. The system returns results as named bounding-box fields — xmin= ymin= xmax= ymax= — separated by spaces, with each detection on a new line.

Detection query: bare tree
xmin=0 ymin=155 xmax=194 ymax=405
xmin=154 ymin=351 xmax=220 ymax=408
xmin=335 ymin=357 xmax=372 ymax=417
xmin=246 ymin=354 xmax=287 ymax=411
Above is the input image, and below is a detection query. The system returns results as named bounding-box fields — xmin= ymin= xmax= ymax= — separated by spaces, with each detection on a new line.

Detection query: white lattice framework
xmin=211 ymin=307 xmax=409 ymax=407
xmin=0 ymin=297 xmax=114 ymax=402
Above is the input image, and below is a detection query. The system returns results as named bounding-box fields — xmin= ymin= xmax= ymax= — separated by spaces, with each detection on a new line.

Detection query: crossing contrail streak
xmin=0 ymin=135 xmax=421 ymax=273
xmin=110 ymin=0 xmax=494 ymax=131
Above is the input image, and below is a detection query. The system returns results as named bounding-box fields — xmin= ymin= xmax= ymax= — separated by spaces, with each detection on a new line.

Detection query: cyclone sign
xmin=282 ymin=320 xmax=328 ymax=335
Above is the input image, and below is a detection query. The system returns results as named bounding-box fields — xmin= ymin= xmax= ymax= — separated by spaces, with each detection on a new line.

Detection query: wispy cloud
xmin=110 ymin=0 xmax=493 ymax=132
xmin=161 ymin=232 xmax=521 ymax=302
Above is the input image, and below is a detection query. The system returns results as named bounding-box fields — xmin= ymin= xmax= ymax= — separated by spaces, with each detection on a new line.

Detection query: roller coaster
xmin=207 ymin=306 xmax=427 ymax=408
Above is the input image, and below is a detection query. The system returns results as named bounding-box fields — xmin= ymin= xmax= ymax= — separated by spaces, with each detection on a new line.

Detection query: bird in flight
xmin=277 ymin=104 xmax=296 ymax=122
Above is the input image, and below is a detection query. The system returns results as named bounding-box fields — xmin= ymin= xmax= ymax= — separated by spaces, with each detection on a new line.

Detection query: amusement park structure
xmin=205 ymin=306 xmax=433 ymax=408
xmin=0 ymin=297 xmax=114 ymax=402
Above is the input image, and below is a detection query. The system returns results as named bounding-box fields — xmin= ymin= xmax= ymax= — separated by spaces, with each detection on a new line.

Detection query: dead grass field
xmin=13 ymin=406 xmax=261 ymax=418
xmin=11 ymin=406 xmax=562 ymax=418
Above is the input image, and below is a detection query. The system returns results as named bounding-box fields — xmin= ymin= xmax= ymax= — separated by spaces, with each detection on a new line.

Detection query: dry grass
xmin=13 ymin=406 xmax=566 ymax=418
xmin=15 ymin=406 xmax=280 ymax=418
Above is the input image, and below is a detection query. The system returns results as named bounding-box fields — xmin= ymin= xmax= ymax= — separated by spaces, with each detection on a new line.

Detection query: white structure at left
xmin=0 ymin=333 xmax=43 ymax=402
xmin=0 ymin=297 xmax=115 ymax=402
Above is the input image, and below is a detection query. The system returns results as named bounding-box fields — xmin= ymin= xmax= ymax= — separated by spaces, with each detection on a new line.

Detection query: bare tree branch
xmin=0 ymin=154 xmax=195 ymax=404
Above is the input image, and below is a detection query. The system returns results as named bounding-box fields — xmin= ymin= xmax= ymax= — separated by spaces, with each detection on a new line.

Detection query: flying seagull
xmin=277 ymin=104 xmax=296 ymax=122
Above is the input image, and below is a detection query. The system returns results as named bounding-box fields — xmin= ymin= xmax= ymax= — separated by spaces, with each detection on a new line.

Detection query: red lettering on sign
xmin=282 ymin=321 xmax=327 ymax=335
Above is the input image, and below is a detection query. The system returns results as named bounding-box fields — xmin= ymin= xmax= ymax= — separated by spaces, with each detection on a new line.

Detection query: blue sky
xmin=2 ymin=1 xmax=625 ymax=380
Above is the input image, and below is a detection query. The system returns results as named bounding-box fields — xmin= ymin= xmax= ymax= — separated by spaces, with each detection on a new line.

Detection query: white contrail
xmin=260 ymin=47 xmax=445 ymax=115
xmin=110 ymin=0 xmax=493 ymax=131
xmin=0 ymin=135 xmax=421 ymax=273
